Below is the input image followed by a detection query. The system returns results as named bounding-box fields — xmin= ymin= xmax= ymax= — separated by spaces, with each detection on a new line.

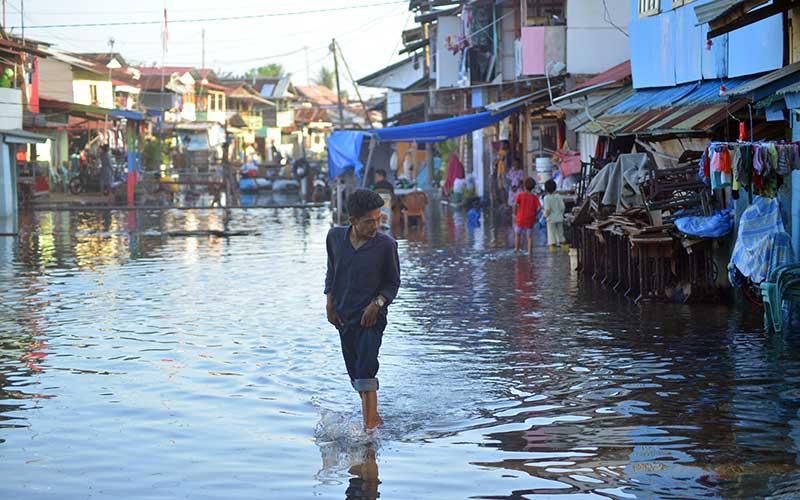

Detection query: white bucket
xmin=535 ymin=157 xmax=553 ymax=171
xmin=535 ymin=157 xmax=553 ymax=185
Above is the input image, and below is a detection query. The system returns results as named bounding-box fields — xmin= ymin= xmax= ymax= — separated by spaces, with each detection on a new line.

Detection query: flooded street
xmin=1 ymin=206 xmax=799 ymax=500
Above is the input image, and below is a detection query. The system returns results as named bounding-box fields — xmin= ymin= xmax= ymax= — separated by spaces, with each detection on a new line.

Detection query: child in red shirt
xmin=513 ymin=177 xmax=541 ymax=253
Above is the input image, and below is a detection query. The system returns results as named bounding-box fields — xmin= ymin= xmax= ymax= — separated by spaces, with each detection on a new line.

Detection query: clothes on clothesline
xmin=700 ymin=141 xmax=800 ymax=198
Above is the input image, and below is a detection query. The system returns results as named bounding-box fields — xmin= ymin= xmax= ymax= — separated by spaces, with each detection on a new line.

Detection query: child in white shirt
xmin=543 ymin=179 xmax=567 ymax=252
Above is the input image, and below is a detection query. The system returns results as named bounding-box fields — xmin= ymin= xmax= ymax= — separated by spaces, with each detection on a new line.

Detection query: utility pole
xmin=331 ymin=39 xmax=345 ymax=225
xmin=3 ymin=1 xmax=6 ymax=31
xmin=201 ymin=28 xmax=205 ymax=69
xmin=331 ymin=39 xmax=344 ymax=130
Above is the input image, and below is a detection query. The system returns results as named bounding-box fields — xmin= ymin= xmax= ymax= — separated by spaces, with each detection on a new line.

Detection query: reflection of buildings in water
xmin=73 ymin=212 xmax=123 ymax=269
xmin=0 ymin=281 xmax=54 ymax=429
xmin=14 ymin=208 xmax=244 ymax=268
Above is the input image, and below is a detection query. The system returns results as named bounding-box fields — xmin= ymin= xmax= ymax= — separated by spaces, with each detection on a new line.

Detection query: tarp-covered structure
xmin=327 ymin=91 xmax=545 ymax=179
xmin=327 ymin=130 xmax=365 ymax=180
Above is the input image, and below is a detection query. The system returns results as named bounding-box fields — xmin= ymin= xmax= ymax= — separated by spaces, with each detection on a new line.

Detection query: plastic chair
xmin=761 ymin=263 xmax=800 ymax=333
xmin=401 ymin=191 xmax=428 ymax=227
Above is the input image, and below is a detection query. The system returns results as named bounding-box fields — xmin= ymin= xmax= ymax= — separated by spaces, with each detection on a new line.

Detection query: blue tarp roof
xmin=371 ymin=107 xmax=517 ymax=143
xmin=110 ymin=109 xmax=145 ymax=121
xmin=327 ymin=98 xmax=529 ymax=179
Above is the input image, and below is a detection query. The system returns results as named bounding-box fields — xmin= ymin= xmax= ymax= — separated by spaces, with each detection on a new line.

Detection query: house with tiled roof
xmin=294 ymin=84 xmax=339 ymax=108
xmin=137 ymin=67 xmax=196 ymax=122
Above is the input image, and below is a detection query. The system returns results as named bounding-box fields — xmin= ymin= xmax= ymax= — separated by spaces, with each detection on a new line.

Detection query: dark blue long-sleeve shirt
xmin=325 ymin=226 xmax=400 ymax=325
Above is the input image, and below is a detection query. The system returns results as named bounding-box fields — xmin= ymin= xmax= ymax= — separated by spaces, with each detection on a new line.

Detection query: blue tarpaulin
xmin=372 ymin=107 xmax=517 ymax=143
xmin=327 ymin=130 xmax=365 ymax=180
xmin=110 ymin=109 xmax=145 ymax=121
xmin=327 ymin=105 xmax=524 ymax=179
xmin=675 ymin=209 xmax=734 ymax=238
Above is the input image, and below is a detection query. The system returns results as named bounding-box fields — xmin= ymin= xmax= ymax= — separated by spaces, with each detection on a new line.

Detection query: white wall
xmin=181 ymin=103 xmax=196 ymax=122
xmin=566 ymin=0 xmax=630 ymax=74
xmin=436 ymin=16 xmax=462 ymax=88
xmin=362 ymin=58 xmax=423 ymax=90
xmin=73 ymin=79 xmax=113 ymax=108
xmin=386 ymin=89 xmax=402 ymax=120
xmin=0 ymin=88 xmax=22 ymax=130
xmin=500 ymin=6 xmax=517 ymax=81
xmin=0 ymin=143 xmax=16 ymax=231
xmin=471 ymin=88 xmax=484 ymax=197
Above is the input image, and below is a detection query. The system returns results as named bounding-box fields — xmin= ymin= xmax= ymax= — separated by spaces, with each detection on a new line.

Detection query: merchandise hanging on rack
xmin=699 ymin=141 xmax=800 ymax=199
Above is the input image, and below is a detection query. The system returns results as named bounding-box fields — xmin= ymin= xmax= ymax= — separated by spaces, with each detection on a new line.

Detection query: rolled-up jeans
xmin=338 ymin=318 xmax=385 ymax=392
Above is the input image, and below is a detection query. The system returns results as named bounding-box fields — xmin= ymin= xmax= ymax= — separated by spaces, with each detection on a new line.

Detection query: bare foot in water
xmin=366 ymin=414 xmax=384 ymax=432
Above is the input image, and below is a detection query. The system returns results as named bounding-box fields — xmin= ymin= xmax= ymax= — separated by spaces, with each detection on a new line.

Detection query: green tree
xmin=245 ymin=63 xmax=285 ymax=78
xmin=316 ymin=66 xmax=334 ymax=89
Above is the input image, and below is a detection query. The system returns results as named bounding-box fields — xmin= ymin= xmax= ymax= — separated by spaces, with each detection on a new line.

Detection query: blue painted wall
xmin=727 ymin=11 xmax=783 ymax=77
xmin=629 ymin=0 xmax=783 ymax=89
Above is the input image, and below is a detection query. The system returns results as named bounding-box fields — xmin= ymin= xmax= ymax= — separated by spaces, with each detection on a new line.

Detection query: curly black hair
xmin=347 ymin=188 xmax=385 ymax=219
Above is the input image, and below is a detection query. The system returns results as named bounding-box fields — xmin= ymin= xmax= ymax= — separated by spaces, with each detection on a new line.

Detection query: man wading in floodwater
xmin=325 ymin=189 xmax=401 ymax=431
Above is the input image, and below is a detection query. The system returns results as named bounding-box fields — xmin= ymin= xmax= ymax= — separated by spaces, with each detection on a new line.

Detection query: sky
xmin=6 ymin=0 xmax=413 ymax=96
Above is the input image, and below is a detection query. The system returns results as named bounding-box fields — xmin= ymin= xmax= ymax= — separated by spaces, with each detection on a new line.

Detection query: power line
xmin=602 ymin=0 xmax=629 ymax=38
xmin=9 ymin=1 xmax=407 ymax=30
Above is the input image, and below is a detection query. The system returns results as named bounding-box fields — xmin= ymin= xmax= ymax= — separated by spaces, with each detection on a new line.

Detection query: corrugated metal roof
xmin=576 ymin=96 xmax=750 ymax=138
xmin=570 ymin=60 xmax=631 ymax=93
xmin=564 ymin=86 xmax=636 ymax=130
xmin=774 ymin=80 xmax=800 ymax=96
xmin=607 ymin=76 xmax=753 ymax=114
xmin=485 ymin=89 xmax=550 ymax=113
xmin=694 ymin=0 xmax=771 ymax=25
xmin=694 ymin=0 xmax=746 ymax=25
xmin=725 ymin=61 xmax=800 ymax=97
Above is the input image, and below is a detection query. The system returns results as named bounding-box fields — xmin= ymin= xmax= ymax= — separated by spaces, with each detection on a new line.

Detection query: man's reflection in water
xmin=318 ymin=439 xmax=381 ymax=500
xmin=345 ymin=444 xmax=380 ymax=499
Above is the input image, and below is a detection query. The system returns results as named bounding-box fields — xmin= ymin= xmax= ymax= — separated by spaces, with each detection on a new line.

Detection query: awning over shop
xmin=563 ymin=86 xmax=635 ymax=131
xmin=724 ymin=61 xmax=800 ymax=101
xmin=3 ymin=129 xmax=48 ymax=144
xmin=371 ymin=106 xmax=517 ymax=143
xmin=485 ymin=89 xmax=550 ymax=113
xmin=110 ymin=109 xmax=145 ymax=121
xmin=329 ymin=95 xmax=531 ymax=178
xmin=575 ymin=77 xmax=754 ymax=137
xmin=70 ymin=102 xmax=114 ymax=117
xmin=553 ymin=60 xmax=631 ymax=104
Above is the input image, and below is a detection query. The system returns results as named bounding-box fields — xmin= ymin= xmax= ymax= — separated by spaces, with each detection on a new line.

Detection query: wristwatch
xmin=372 ymin=296 xmax=386 ymax=307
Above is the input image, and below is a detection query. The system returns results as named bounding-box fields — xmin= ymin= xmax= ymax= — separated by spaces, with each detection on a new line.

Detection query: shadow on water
xmin=0 ymin=205 xmax=799 ymax=499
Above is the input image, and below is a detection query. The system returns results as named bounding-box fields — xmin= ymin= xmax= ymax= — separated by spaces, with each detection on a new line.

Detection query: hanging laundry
xmin=728 ymin=196 xmax=795 ymax=286
xmin=732 ymin=144 xmax=742 ymax=191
